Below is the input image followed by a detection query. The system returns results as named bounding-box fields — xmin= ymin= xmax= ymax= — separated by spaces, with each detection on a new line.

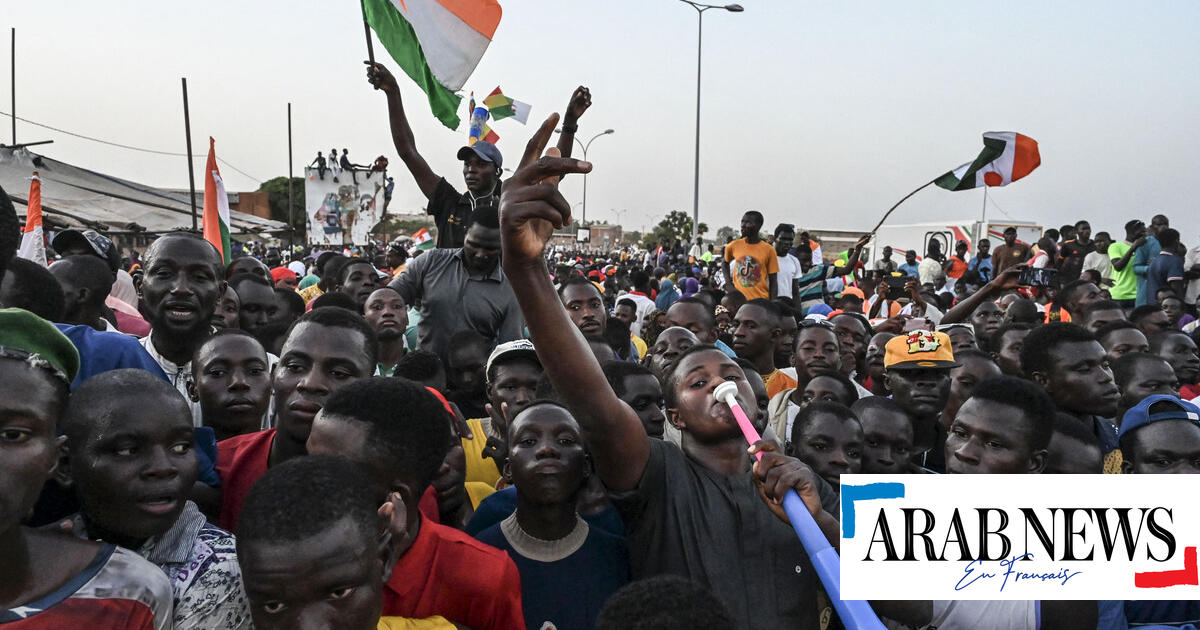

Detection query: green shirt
xmin=1108 ymin=241 xmax=1137 ymax=300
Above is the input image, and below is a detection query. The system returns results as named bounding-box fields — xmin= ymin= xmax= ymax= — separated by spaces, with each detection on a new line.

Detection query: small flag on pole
xmin=203 ymin=138 xmax=232 ymax=265
xmin=483 ymin=86 xmax=531 ymax=124
xmin=468 ymin=106 xmax=499 ymax=145
xmin=413 ymin=227 xmax=435 ymax=250
xmin=17 ymin=172 xmax=46 ymax=266
xmin=362 ymin=0 xmax=503 ymax=130
xmin=935 ymin=132 xmax=1041 ymax=191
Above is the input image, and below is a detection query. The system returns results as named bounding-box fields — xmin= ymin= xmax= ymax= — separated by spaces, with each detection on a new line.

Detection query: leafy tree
xmin=716 ymin=225 xmax=737 ymax=243
xmin=258 ymin=177 xmax=306 ymax=242
xmin=641 ymin=210 xmax=707 ymax=248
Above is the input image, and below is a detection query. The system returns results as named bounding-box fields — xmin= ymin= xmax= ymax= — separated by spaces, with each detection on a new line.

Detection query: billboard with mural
xmin=303 ymin=167 xmax=386 ymax=246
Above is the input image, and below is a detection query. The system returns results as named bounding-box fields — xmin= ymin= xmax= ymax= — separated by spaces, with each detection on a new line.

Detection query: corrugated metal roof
xmin=0 ymin=147 xmax=288 ymax=234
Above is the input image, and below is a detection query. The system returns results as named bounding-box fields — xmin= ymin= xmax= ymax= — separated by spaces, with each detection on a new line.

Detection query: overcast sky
xmin=6 ymin=1 xmax=1199 ymax=238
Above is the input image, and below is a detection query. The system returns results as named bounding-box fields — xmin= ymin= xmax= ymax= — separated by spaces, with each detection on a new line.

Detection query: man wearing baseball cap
xmin=366 ymin=61 xmax=592 ymax=248
xmin=1119 ymin=394 xmax=1200 ymax=474
xmin=1118 ymin=394 xmax=1200 ymax=626
xmin=883 ymin=329 xmax=958 ymax=472
xmin=460 ymin=339 xmax=543 ymax=492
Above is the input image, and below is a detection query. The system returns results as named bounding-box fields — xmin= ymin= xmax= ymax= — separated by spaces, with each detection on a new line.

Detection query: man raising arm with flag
xmin=366 ymin=62 xmax=590 ymax=248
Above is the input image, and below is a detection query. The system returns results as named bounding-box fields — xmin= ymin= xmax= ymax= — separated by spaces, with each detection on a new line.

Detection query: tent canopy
xmin=0 ymin=147 xmax=287 ymax=235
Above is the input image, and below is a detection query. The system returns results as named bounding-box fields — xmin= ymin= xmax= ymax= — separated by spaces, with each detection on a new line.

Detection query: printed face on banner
xmin=840 ymin=474 xmax=1200 ymax=600
xmin=305 ymin=167 xmax=386 ymax=246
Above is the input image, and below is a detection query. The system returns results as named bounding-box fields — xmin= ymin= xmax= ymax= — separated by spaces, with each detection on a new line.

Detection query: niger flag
xmin=935 ymin=132 xmax=1041 ymax=191
xmin=203 ymin=138 xmax=232 ymax=265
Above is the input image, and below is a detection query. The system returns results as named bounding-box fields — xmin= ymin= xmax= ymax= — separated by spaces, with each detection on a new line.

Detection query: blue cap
xmin=806 ymin=303 xmax=834 ymax=318
xmin=1118 ymin=394 xmax=1200 ymax=439
xmin=456 ymin=141 xmax=503 ymax=169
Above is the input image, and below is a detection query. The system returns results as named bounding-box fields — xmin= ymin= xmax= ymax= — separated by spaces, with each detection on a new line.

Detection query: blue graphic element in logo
xmin=841 ymin=482 xmax=905 ymax=539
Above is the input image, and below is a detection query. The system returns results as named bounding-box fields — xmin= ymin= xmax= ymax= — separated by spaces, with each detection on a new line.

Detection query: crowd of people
xmin=2 ymin=65 xmax=1199 ymax=630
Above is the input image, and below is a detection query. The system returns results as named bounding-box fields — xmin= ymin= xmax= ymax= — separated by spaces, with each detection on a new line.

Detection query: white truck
xmin=864 ymin=220 xmax=1043 ymax=266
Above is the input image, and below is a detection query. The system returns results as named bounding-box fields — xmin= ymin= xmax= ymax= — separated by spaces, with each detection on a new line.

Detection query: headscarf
xmin=655 ymin=278 xmax=680 ymax=310
xmin=110 ymin=269 xmax=139 ymax=308
xmin=680 ymin=277 xmax=699 ymax=298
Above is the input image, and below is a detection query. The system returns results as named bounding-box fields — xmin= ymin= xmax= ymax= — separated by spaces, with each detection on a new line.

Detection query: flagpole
xmin=869 ymin=178 xmax=938 ymax=235
xmin=360 ymin=0 xmax=376 ymax=64
xmin=10 ymin=28 xmax=16 ymax=145
xmin=981 ymin=186 xmax=988 ymax=224
xmin=287 ymin=102 xmax=294 ymax=253
xmin=182 ymin=78 xmax=198 ymax=231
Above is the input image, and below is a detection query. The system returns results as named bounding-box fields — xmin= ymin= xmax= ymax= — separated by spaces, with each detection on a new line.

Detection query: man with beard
xmin=883 ymin=330 xmax=957 ymax=472
xmin=363 ymin=287 xmax=409 ymax=376
xmin=1020 ymin=323 xmax=1122 ymax=471
xmin=139 ymin=234 xmax=225 ymax=423
xmin=390 ymin=206 xmax=523 ymax=362
xmin=215 ymin=307 xmax=377 ymax=530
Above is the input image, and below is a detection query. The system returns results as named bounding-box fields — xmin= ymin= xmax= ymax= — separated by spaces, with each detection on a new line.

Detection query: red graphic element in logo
xmin=1135 ymin=546 xmax=1198 ymax=588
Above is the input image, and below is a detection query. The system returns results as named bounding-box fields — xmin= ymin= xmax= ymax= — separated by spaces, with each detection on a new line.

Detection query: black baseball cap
xmin=51 ymin=229 xmax=119 ymax=274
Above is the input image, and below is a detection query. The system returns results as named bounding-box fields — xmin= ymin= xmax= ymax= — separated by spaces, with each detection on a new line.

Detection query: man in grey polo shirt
xmin=390 ymin=205 xmax=524 ymax=361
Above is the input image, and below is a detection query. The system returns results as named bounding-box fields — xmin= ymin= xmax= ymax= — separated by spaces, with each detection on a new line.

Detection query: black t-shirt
xmin=611 ymin=440 xmax=829 ymax=630
xmin=427 ymin=177 xmax=500 ymax=249
xmin=1057 ymin=239 xmax=1094 ymax=282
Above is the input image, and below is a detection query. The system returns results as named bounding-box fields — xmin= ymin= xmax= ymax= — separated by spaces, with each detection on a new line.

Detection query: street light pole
xmin=679 ymin=1 xmax=743 ymax=243
xmin=555 ymin=127 xmax=614 ymax=225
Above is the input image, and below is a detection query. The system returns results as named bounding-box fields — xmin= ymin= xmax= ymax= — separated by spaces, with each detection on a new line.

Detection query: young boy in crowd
xmin=475 ymin=402 xmax=629 ymax=630
xmin=1113 ymin=352 xmax=1180 ymax=420
xmin=189 ymin=329 xmax=272 ymax=441
xmin=460 ymin=340 xmax=544 ymax=490
xmin=1149 ymin=329 xmax=1200 ymax=397
xmin=60 ymin=369 xmax=250 ymax=628
xmin=1116 ymin=395 xmax=1200 ymax=626
xmin=0 ymin=309 xmax=173 ymax=630
xmin=851 ymin=397 xmax=914 ymax=474
xmin=306 ymin=377 xmax=523 ymax=630
xmin=787 ymin=401 xmax=863 ymax=491
xmin=1096 ymin=320 xmax=1151 ymax=364
xmin=235 ymin=455 xmax=456 ymax=630
xmin=1020 ymin=323 xmax=1121 ymax=467
xmin=216 ymin=306 xmax=378 ymax=530
xmin=500 ymin=125 xmax=836 ymax=629
xmin=767 ymin=320 xmax=842 ymax=438
xmin=603 ymin=361 xmax=667 ymax=439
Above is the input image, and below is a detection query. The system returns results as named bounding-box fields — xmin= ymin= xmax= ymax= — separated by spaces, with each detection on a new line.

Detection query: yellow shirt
xmin=297 ymin=283 xmax=324 ymax=305
xmin=378 ymin=616 xmax=455 ymax=629
xmin=631 ymin=334 xmax=648 ymax=358
xmin=724 ymin=238 xmax=780 ymax=300
xmin=462 ymin=418 xmax=502 ymax=488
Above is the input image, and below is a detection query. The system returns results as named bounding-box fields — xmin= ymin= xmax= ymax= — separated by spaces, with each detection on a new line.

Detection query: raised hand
xmin=564 ymin=86 xmax=592 ymax=122
xmin=499 ymin=113 xmax=592 ymax=267
xmin=365 ymin=61 xmax=398 ymax=93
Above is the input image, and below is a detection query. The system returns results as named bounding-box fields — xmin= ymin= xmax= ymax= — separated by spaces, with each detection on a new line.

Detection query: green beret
xmin=0 ymin=308 xmax=80 ymax=383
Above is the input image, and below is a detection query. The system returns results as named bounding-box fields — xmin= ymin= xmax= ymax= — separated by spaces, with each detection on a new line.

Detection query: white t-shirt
xmin=775 ymin=253 xmax=803 ymax=298
xmin=1082 ymin=250 xmax=1113 ymax=281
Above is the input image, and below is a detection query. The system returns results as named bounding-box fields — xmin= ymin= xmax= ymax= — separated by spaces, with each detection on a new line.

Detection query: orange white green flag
xmin=17 ymin=172 xmax=45 ymax=266
xmin=203 ymin=138 xmax=231 ymax=265
xmin=364 ymin=0 xmax=503 ymax=130
xmin=934 ymin=132 xmax=1041 ymax=191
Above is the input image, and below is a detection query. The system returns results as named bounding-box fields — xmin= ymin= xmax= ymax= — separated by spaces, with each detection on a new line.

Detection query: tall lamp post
xmin=679 ymin=1 xmax=743 ymax=242
xmin=556 ymin=128 xmax=613 ymax=225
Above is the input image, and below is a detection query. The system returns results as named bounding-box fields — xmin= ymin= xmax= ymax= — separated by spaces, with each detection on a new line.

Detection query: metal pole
xmin=10 ymin=28 xmax=15 ymax=145
xmin=581 ymin=148 xmax=588 ymax=226
xmin=287 ymin=102 xmax=295 ymax=253
xmin=182 ymin=78 xmax=198 ymax=230
xmin=981 ymin=186 xmax=988 ymax=224
xmin=691 ymin=9 xmax=703 ymax=243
